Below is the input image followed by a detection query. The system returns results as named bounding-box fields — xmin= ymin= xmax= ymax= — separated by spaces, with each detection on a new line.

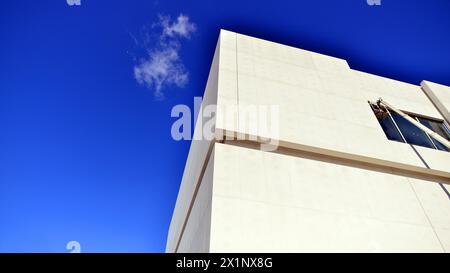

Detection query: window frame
xmin=370 ymin=103 xmax=450 ymax=152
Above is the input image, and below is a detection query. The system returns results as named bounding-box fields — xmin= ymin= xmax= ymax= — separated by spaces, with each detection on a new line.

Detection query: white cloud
xmin=134 ymin=45 xmax=188 ymax=100
xmin=161 ymin=14 xmax=196 ymax=38
xmin=132 ymin=14 xmax=196 ymax=99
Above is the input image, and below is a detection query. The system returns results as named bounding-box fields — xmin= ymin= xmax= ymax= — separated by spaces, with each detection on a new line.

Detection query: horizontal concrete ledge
xmin=215 ymin=129 xmax=450 ymax=185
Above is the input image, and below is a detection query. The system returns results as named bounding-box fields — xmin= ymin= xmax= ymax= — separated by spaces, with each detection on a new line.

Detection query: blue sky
xmin=0 ymin=0 xmax=449 ymax=252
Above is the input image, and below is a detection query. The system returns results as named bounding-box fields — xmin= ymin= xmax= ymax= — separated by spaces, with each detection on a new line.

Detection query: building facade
xmin=166 ymin=30 xmax=450 ymax=252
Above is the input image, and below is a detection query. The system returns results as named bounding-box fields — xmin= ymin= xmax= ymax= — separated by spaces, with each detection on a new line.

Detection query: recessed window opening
xmin=370 ymin=103 xmax=450 ymax=152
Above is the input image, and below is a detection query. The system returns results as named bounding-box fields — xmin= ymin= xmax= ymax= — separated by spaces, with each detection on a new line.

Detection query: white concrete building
xmin=166 ymin=30 xmax=450 ymax=253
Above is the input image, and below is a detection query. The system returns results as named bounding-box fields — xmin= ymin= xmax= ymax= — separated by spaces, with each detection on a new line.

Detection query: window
xmin=417 ymin=117 xmax=450 ymax=151
xmin=370 ymin=103 xmax=450 ymax=152
xmin=389 ymin=111 xmax=435 ymax=149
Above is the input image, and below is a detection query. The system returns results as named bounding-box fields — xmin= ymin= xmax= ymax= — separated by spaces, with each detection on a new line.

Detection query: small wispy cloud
xmin=132 ymin=14 xmax=196 ymax=100
xmin=160 ymin=14 xmax=196 ymax=39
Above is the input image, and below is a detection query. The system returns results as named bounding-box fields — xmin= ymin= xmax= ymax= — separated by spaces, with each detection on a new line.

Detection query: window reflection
xmin=417 ymin=117 xmax=450 ymax=151
xmin=389 ymin=112 xmax=435 ymax=148
xmin=370 ymin=103 xmax=449 ymax=152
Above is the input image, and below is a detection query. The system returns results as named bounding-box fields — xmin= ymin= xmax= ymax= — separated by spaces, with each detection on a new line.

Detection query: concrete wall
xmin=216 ymin=30 xmax=450 ymax=174
xmin=210 ymin=143 xmax=450 ymax=252
xmin=421 ymin=80 xmax=450 ymax=124
xmin=167 ymin=30 xmax=450 ymax=252
xmin=165 ymin=35 xmax=220 ymax=253
xmin=177 ymin=149 xmax=215 ymax=253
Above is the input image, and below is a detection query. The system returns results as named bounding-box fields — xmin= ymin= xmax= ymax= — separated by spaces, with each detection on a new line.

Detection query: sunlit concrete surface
xmin=166 ymin=30 xmax=450 ymax=253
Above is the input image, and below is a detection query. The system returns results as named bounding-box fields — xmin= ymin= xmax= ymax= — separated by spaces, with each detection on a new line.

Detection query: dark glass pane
xmin=417 ymin=117 xmax=450 ymax=151
xmin=390 ymin=112 xmax=434 ymax=148
xmin=371 ymin=105 xmax=404 ymax=142
xmin=429 ymin=120 xmax=450 ymax=140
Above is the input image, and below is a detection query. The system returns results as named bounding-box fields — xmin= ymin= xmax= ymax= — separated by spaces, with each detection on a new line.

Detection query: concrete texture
xmin=166 ymin=30 xmax=450 ymax=253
